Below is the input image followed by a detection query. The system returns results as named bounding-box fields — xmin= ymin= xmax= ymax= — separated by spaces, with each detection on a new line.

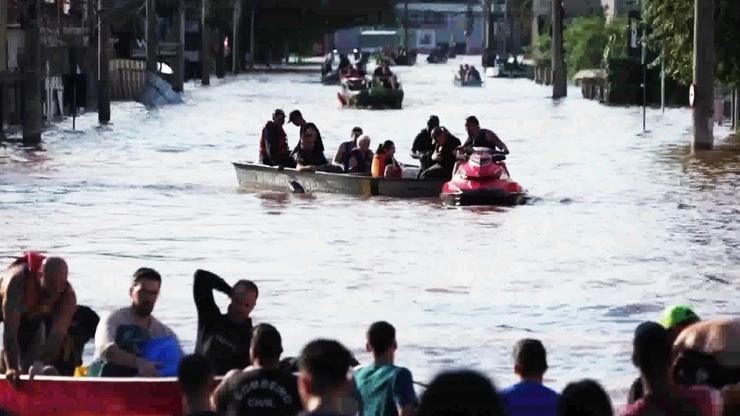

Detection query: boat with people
xmin=454 ymin=76 xmax=483 ymax=87
xmin=440 ymin=148 xmax=526 ymax=206
xmin=336 ymin=76 xmax=404 ymax=109
xmin=233 ymin=162 xmax=444 ymax=198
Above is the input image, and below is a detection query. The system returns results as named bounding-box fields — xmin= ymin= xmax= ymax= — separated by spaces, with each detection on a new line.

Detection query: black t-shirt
xmin=412 ymin=129 xmax=434 ymax=154
xmin=215 ymin=368 xmax=302 ymax=416
xmin=295 ymin=148 xmax=328 ymax=167
xmin=193 ymin=270 xmax=253 ymax=375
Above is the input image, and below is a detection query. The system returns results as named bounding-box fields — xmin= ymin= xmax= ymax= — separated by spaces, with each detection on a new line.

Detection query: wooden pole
xmin=0 ymin=0 xmax=6 ymax=72
xmin=1 ymin=0 xmax=6 ymax=138
xmin=146 ymin=0 xmax=158 ymax=73
xmin=551 ymin=0 xmax=567 ymax=98
xmin=231 ymin=0 xmax=240 ymax=73
xmin=403 ymin=0 xmax=408 ymax=49
xmin=22 ymin=0 xmax=42 ymax=145
xmin=249 ymin=0 xmax=254 ymax=67
xmin=200 ymin=0 xmax=209 ymax=84
xmin=215 ymin=28 xmax=224 ymax=78
xmin=97 ymin=0 xmax=110 ymax=123
xmin=692 ymin=0 xmax=714 ymax=150
xmin=172 ymin=0 xmax=184 ymax=91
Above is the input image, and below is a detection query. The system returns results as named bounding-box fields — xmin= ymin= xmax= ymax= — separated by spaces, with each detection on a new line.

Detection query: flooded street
xmin=1 ymin=56 xmax=739 ymax=401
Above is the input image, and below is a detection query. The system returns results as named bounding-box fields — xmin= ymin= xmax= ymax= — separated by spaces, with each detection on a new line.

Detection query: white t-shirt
xmin=94 ymin=306 xmax=178 ymax=359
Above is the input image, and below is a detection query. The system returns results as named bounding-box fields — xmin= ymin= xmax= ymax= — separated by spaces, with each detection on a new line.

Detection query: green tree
xmin=564 ymin=16 xmax=609 ymax=76
xmin=645 ymin=0 xmax=740 ymax=87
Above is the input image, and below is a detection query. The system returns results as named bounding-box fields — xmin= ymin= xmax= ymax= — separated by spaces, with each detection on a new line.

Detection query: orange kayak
xmin=0 ymin=375 xmax=182 ymax=416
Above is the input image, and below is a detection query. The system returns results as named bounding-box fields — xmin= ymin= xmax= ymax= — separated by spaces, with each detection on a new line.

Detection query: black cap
xmin=273 ymin=109 xmax=285 ymax=117
xmin=289 ymin=110 xmax=302 ymax=123
xmin=428 ymin=115 xmax=440 ymax=129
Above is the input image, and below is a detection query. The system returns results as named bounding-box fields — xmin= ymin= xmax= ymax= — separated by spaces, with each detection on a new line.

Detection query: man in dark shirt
xmin=419 ymin=127 xmax=462 ymax=180
xmin=411 ymin=115 xmax=440 ymax=171
xmin=260 ymin=109 xmax=296 ymax=168
xmin=289 ymin=110 xmax=324 ymax=155
xmin=212 ymin=324 xmax=301 ymax=416
xmin=462 ymin=115 xmax=509 ymax=154
xmin=193 ymin=269 xmax=257 ymax=375
xmin=373 ymin=61 xmax=397 ymax=89
xmin=294 ymin=125 xmax=342 ymax=173
xmin=178 ymin=354 xmax=218 ymax=416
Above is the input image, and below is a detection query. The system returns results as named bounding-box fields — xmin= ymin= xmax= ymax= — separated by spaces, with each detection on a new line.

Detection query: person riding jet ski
xmin=461 ymin=116 xmax=509 ymax=155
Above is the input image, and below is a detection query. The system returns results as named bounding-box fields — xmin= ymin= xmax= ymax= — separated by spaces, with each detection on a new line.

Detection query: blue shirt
xmin=500 ymin=381 xmax=559 ymax=416
xmin=353 ymin=364 xmax=418 ymax=416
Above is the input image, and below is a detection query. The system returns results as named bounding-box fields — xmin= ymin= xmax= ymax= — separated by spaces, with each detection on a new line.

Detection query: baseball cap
xmin=273 ymin=109 xmax=285 ymax=117
xmin=661 ymin=305 xmax=700 ymax=329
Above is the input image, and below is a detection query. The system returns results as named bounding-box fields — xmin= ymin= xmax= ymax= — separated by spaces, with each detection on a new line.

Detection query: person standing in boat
xmin=411 ymin=115 xmax=439 ymax=172
xmin=93 ymin=268 xmax=181 ymax=377
xmin=259 ymin=109 xmax=296 ymax=168
xmin=419 ymin=127 xmax=461 ymax=180
xmin=462 ymin=116 xmax=509 ymax=154
xmin=333 ymin=126 xmax=363 ymax=170
xmin=372 ymin=141 xmax=402 ymax=178
xmin=347 ymin=136 xmax=374 ymax=174
xmin=289 ymin=110 xmax=325 ymax=155
xmin=294 ymin=125 xmax=342 ymax=173
xmin=193 ymin=269 xmax=257 ymax=376
xmin=0 ymin=252 xmax=77 ymax=385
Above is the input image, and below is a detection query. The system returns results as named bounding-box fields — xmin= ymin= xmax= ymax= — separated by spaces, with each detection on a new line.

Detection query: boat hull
xmin=453 ymin=78 xmax=483 ymax=87
xmin=0 ymin=375 xmax=182 ymax=416
xmin=339 ymin=86 xmax=403 ymax=109
xmin=233 ymin=162 xmax=444 ymax=198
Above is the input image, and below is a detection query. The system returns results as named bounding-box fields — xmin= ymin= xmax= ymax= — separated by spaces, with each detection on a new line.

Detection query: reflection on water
xmin=1 ymin=57 xmax=739 ymax=402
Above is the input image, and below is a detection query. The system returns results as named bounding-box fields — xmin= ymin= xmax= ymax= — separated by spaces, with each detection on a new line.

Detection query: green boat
xmin=337 ymin=77 xmax=404 ymax=109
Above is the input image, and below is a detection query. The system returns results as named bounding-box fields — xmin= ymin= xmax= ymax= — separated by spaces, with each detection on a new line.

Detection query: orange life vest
xmin=371 ymin=154 xmax=401 ymax=178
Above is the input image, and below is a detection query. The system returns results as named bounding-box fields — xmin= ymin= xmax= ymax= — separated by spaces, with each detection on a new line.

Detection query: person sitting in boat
xmin=457 ymin=64 xmax=466 ymax=81
xmin=212 ymin=324 xmax=301 ymax=416
xmin=333 ymin=126 xmax=363 ymax=170
xmin=462 ymin=116 xmax=510 ymax=154
xmin=372 ymin=140 xmax=402 ymax=179
xmin=93 ymin=268 xmax=182 ymax=377
xmin=178 ymin=354 xmax=218 ymax=416
xmin=0 ymin=253 xmax=78 ymax=384
xmin=193 ymin=269 xmax=257 ymax=376
xmin=411 ymin=115 xmax=440 ymax=171
xmin=289 ymin=110 xmax=324 ymax=156
xmin=294 ymin=125 xmax=342 ymax=173
xmin=467 ymin=66 xmax=482 ymax=82
xmin=347 ymin=135 xmax=374 ymax=174
xmin=259 ymin=109 xmax=296 ymax=168
xmin=373 ymin=60 xmax=397 ymax=89
xmin=419 ymin=127 xmax=462 ymax=180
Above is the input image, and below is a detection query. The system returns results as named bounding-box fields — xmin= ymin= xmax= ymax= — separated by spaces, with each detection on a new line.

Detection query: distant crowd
xmin=2 ymin=253 xmax=740 ymax=416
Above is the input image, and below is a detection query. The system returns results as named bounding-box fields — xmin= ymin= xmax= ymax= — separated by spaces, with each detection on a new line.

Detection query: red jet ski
xmin=440 ymin=148 xmax=526 ymax=206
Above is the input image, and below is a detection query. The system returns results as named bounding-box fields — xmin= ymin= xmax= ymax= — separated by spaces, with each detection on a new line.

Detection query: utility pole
xmin=97 ymin=0 xmax=110 ymax=123
xmin=692 ymin=0 xmax=714 ymax=150
xmin=1 ymin=0 xmax=7 ymax=138
xmin=146 ymin=0 xmax=158 ymax=73
xmin=200 ymin=0 xmax=210 ymax=84
xmin=173 ymin=0 xmax=185 ymax=91
xmin=483 ymin=0 xmax=491 ymax=67
xmin=249 ymin=0 xmax=255 ymax=68
xmin=640 ymin=0 xmax=646 ymax=132
xmin=22 ymin=0 xmax=42 ymax=145
xmin=403 ymin=0 xmax=408 ymax=49
xmin=232 ymin=0 xmax=241 ymax=73
xmin=551 ymin=0 xmax=566 ymax=98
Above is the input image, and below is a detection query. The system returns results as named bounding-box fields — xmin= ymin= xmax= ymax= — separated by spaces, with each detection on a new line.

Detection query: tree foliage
xmin=562 ymin=16 xmax=629 ymax=76
xmin=645 ymin=0 xmax=740 ymax=87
